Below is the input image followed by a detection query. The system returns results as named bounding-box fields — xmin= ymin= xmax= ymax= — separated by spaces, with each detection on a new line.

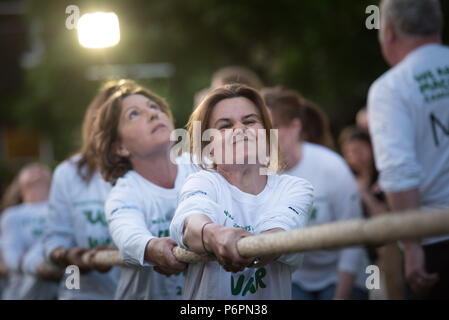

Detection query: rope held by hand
xmin=83 ymin=209 xmax=449 ymax=267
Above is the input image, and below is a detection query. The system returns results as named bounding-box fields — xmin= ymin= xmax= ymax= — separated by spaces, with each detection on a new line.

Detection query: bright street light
xmin=77 ymin=12 xmax=120 ymax=49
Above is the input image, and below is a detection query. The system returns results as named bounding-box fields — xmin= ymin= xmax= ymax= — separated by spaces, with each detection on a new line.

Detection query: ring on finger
xmin=250 ymin=257 xmax=261 ymax=268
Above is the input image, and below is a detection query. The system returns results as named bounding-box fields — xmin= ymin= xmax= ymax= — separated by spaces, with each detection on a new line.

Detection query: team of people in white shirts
xmin=1 ymin=0 xmax=449 ymax=300
xmin=0 ymin=80 xmax=372 ymax=300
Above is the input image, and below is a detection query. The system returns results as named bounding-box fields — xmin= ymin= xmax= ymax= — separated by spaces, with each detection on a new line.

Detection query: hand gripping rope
xmin=81 ymin=209 xmax=449 ymax=267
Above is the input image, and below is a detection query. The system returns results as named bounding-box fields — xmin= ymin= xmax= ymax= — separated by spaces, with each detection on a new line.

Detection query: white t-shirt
xmin=170 ymin=169 xmax=314 ymax=300
xmin=368 ymin=43 xmax=449 ymax=245
xmin=286 ymin=142 xmax=370 ymax=292
xmin=105 ymin=155 xmax=198 ymax=300
xmin=44 ymin=155 xmax=119 ymax=300
xmin=1 ymin=202 xmax=58 ymax=300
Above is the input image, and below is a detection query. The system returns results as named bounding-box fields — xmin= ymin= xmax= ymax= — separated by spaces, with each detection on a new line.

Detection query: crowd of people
xmin=0 ymin=0 xmax=448 ymax=300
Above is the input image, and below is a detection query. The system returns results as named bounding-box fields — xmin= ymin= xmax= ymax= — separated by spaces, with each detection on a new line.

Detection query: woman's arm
xmin=183 ymin=214 xmax=253 ymax=273
xmin=44 ymin=164 xmax=77 ymax=267
xmin=106 ymin=186 xmax=186 ymax=275
xmin=1 ymin=210 xmax=26 ymax=272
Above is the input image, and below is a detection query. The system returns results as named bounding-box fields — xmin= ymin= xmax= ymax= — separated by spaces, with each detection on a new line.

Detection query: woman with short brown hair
xmin=170 ymin=84 xmax=314 ymax=299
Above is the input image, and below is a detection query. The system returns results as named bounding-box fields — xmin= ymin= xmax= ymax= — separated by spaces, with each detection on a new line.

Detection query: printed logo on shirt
xmin=288 ymin=206 xmax=300 ymax=215
xmin=83 ymin=209 xmax=108 ymax=226
xmin=414 ymin=66 xmax=449 ymax=103
xmin=152 ymin=216 xmax=173 ymax=225
xmin=430 ymin=112 xmax=449 ymax=147
xmin=230 ymin=267 xmax=267 ymax=297
xmin=32 ymin=228 xmax=44 ymax=237
xmin=173 ymin=272 xmax=186 ymax=296
xmin=110 ymin=205 xmax=139 ymax=216
xmin=232 ymin=223 xmax=254 ymax=232
xmin=158 ymin=229 xmax=170 ymax=237
xmin=224 ymin=210 xmax=235 ymax=220
xmin=88 ymin=236 xmax=112 ymax=249
xmin=183 ymin=190 xmax=207 ymax=201
xmin=73 ymin=200 xmax=104 ymax=207
xmin=21 ymin=216 xmax=45 ymax=239
xmin=309 ymin=207 xmax=318 ymax=221
xmin=223 ymin=210 xmax=254 ymax=232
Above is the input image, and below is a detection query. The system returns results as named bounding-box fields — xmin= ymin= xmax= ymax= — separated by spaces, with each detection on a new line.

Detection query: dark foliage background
xmin=1 ymin=0 xmax=448 ymax=189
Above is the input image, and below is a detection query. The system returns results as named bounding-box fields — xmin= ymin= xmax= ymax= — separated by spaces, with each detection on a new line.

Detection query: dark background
xmin=1 ymin=0 xmax=448 ymax=191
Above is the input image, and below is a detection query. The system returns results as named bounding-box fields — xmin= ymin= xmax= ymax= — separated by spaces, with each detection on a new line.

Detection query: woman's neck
xmin=131 ymin=147 xmax=178 ymax=189
xmin=217 ymin=165 xmax=267 ymax=195
xmin=283 ymin=142 xmax=303 ymax=171
xmin=22 ymin=189 xmax=49 ymax=203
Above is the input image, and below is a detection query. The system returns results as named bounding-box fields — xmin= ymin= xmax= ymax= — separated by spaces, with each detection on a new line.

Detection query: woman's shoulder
xmin=176 ymin=153 xmax=202 ymax=177
xmin=0 ymin=203 xmax=25 ymax=225
xmin=184 ymin=169 xmax=220 ymax=183
xmin=270 ymin=173 xmax=314 ymax=194
xmin=53 ymin=157 xmax=79 ymax=179
xmin=110 ymin=171 xmax=138 ymax=193
xmin=106 ymin=172 xmax=144 ymax=210
xmin=180 ymin=170 xmax=223 ymax=200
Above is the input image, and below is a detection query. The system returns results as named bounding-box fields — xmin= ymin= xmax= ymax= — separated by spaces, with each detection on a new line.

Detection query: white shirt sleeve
xmin=21 ymin=240 xmax=45 ymax=275
xmin=170 ymin=172 xmax=219 ymax=250
xmin=1 ymin=209 xmax=25 ymax=271
xmin=368 ymin=81 xmax=421 ymax=193
xmin=105 ymin=183 xmax=155 ymax=267
xmin=329 ymin=161 xmax=365 ymax=274
xmin=43 ymin=164 xmax=77 ymax=259
xmin=256 ymin=176 xmax=314 ymax=267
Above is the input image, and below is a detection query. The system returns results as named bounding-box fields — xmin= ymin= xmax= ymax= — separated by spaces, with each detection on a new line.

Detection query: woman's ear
xmin=115 ymin=142 xmax=130 ymax=158
xmin=291 ymin=118 xmax=302 ymax=137
xmin=384 ymin=20 xmax=397 ymax=47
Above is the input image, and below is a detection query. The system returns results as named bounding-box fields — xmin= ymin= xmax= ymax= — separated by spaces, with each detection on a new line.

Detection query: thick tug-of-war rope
xmin=83 ymin=209 xmax=449 ymax=268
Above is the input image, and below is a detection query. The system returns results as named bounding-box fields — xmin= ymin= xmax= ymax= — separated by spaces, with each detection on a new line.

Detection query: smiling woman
xmin=169 ymin=84 xmax=315 ymax=300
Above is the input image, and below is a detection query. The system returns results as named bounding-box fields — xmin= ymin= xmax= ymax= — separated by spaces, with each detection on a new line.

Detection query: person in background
xmin=262 ymin=87 xmax=370 ymax=300
xmin=1 ymin=176 xmax=22 ymax=212
xmin=1 ymin=163 xmax=61 ymax=299
xmin=339 ymin=126 xmax=405 ymax=299
xmin=291 ymin=91 xmax=335 ymax=150
xmin=368 ymin=0 xmax=449 ymax=299
xmin=194 ymin=66 xmax=264 ymax=108
xmin=339 ymin=126 xmax=383 ymax=214
xmin=355 ymin=107 xmax=370 ymax=135
xmin=0 ymin=176 xmax=22 ymax=297
xmin=43 ymin=80 xmax=134 ymax=299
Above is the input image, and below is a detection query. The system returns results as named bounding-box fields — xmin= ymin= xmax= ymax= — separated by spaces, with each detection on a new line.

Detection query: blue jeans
xmin=292 ymin=283 xmax=369 ymax=300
